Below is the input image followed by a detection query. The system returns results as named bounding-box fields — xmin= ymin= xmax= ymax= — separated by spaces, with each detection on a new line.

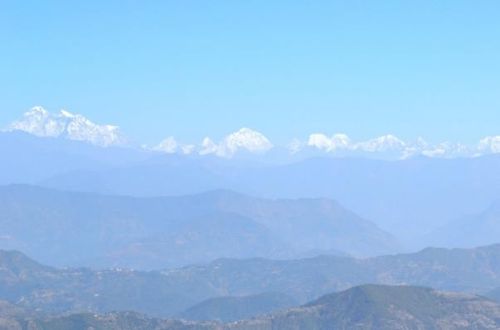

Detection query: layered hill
xmin=233 ymin=285 xmax=500 ymax=330
xmin=3 ymin=130 xmax=500 ymax=248
xmin=429 ymin=201 xmax=500 ymax=248
xmin=41 ymin=152 xmax=500 ymax=244
xmin=2 ymin=285 xmax=499 ymax=330
xmin=0 ymin=185 xmax=398 ymax=269
xmin=2 ymin=245 xmax=500 ymax=317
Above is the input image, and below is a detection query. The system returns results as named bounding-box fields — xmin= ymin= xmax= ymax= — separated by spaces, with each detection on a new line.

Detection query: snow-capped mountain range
xmin=6 ymin=107 xmax=127 ymax=147
xmin=4 ymin=106 xmax=500 ymax=159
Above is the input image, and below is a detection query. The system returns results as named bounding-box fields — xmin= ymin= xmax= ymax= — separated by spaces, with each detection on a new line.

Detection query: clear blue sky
xmin=1 ymin=1 xmax=499 ymax=144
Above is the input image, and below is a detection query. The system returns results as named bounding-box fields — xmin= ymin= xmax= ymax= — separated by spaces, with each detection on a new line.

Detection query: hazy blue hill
xmin=165 ymin=244 xmax=500 ymax=302
xmin=364 ymin=244 xmax=500 ymax=292
xmin=0 ymin=185 xmax=398 ymax=269
xmin=234 ymin=155 xmax=500 ymax=244
xmin=113 ymin=212 xmax=286 ymax=269
xmin=0 ymin=132 xmax=149 ymax=185
xmin=191 ymin=190 xmax=399 ymax=256
xmin=429 ymin=201 xmax=500 ymax=249
xmin=0 ymin=249 xmax=52 ymax=274
xmin=178 ymin=292 xmax=298 ymax=322
xmin=41 ymin=153 xmax=235 ymax=197
xmin=5 ymin=131 xmax=500 ymax=249
xmin=41 ymin=153 xmax=500 ymax=247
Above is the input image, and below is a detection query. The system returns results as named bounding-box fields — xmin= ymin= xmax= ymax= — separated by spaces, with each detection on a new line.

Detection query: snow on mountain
xmin=355 ymin=134 xmax=406 ymax=153
xmin=420 ymin=142 xmax=471 ymax=158
xmin=307 ymin=133 xmax=351 ymax=152
xmin=7 ymin=107 xmax=500 ymax=159
xmin=199 ymin=128 xmax=273 ymax=157
xmin=303 ymin=133 xmax=407 ymax=156
xmin=478 ymin=136 xmax=500 ymax=154
xmin=7 ymin=107 xmax=128 ymax=147
xmin=153 ymin=137 xmax=178 ymax=153
xmin=299 ymin=133 xmax=487 ymax=159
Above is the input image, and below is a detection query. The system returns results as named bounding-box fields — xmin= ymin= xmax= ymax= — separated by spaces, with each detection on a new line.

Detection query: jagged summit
xmin=7 ymin=106 xmax=127 ymax=147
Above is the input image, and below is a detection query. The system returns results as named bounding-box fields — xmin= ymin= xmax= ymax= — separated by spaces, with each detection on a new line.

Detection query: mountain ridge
xmin=2 ymin=285 xmax=498 ymax=330
xmin=2 ymin=244 xmax=500 ymax=317
xmin=0 ymin=184 xmax=398 ymax=269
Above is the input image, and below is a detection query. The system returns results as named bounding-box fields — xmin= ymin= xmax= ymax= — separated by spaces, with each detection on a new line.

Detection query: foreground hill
xmin=232 ymin=285 xmax=500 ymax=330
xmin=2 ymin=245 xmax=500 ymax=318
xmin=0 ymin=185 xmax=398 ymax=269
xmin=3 ymin=285 xmax=499 ymax=330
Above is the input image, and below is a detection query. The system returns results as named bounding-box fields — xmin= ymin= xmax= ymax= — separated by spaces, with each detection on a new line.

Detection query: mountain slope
xmin=235 ymin=285 xmax=500 ymax=330
xmin=0 ymin=131 xmax=149 ymax=185
xmin=429 ymin=201 xmax=500 ymax=248
xmin=3 ymin=128 xmax=500 ymax=249
xmin=41 ymin=154 xmax=500 ymax=247
xmin=0 ymin=185 xmax=398 ymax=269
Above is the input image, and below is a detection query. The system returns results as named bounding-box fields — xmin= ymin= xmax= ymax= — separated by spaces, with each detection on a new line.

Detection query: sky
xmin=1 ymin=1 xmax=499 ymax=145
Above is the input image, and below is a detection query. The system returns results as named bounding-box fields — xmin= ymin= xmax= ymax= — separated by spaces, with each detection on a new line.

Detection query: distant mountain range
xmin=0 ymin=132 xmax=500 ymax=248
xmin=0 ymin=185 xmax=398 ymax=269
xmin=2 ymin=245 xmax=500 ymax=318
xmin=6 ymin=107 xmax=500 ymax=159
xmin=0 ymin=131 xmax=150 ymax=184
xmin=2 ymin=128 xmax=500 ymax=249
xmin=6 ymin=107 xmax=128 ymax=147
xmin=0 ymin=285 xmax=499 ymax=330
xmin=40 ymin=153 xmax=500 ymax=245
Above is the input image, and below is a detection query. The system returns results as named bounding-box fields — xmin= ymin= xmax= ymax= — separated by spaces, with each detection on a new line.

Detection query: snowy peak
xmin=200 ymin=128 xmax=273 ymax=158
xmin=356 ymin=134 xmax=406 ymax=152
xmin=7 ymin=107 xmax=127 ymax=147
xmin=295 ymin=133 xmax=491 ymax=159
xmin=9 ymin=106 xmax=66 ymax=138
xmin=479 ymin=136 xmax=500 ymax=154
xmin=9 ymin=106 xmax=500 ymax=159
xmin=307 ymin=133 xmax=351 ymax=152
